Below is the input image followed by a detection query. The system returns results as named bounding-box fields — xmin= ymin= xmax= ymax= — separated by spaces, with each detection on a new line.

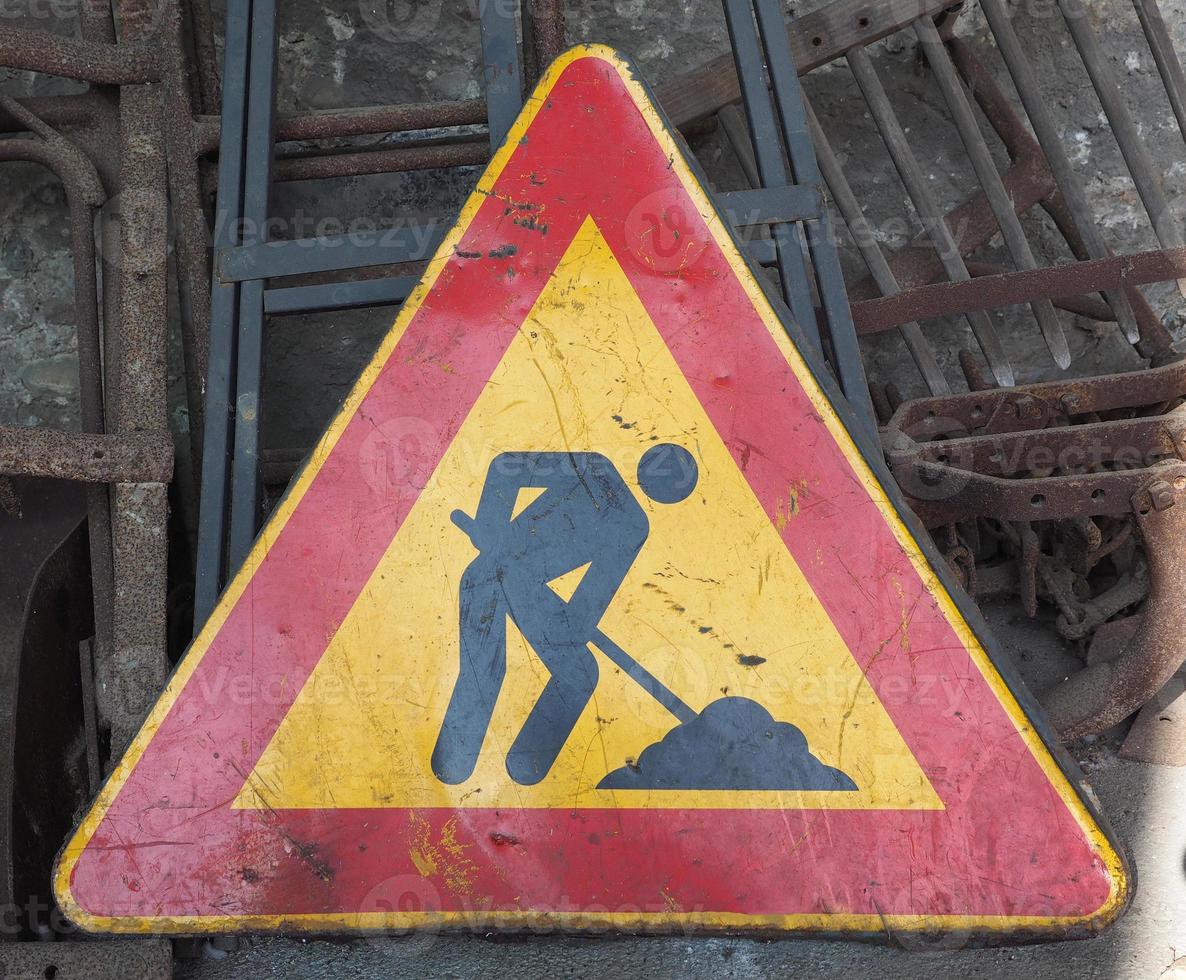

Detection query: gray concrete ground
xmin=2 ymin=0 xmax=1186 ymax=976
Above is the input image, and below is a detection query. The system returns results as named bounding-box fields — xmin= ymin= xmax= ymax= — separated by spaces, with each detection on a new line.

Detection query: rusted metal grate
xmin=786 ymin=1 xmax=1185 ymax=394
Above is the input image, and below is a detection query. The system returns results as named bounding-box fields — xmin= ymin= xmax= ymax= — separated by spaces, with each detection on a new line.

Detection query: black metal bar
xmin=227 ymin=0 xmax=278 ymax=577
xmin=264 ymin=276 xmax=419 ymax=315
xmin=753 ymin=0 xmax=876 ymax=438
xmin=222 ymin=195 xmax=815 ymax=283
xmin=743 ymin=237 xmax=776 ymax=266
xmin=719 ymin=185 xmax=823 ymax=225
xmin=194 ymin=0 xmax=251 ymax=631
xmin=479 ymin=0 xmax=524 ymax=149
xmin=79 ymin=639 xmax=100 ymax=796
xmin=847 ymin=44 xmax=1016 ymax=388
xmin=717 ymin=109 xmax=790 ymax=273
xmin=722 ymin=0 xmax=822 ymax=352
xmin=979 ymin=0 xmax=1141 ymax=344
xmin=218 ymin=222 xmax=446 ymax=282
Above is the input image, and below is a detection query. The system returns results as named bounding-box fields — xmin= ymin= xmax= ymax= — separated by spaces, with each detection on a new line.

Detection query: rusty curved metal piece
xmin=0 ymin=27 xmax=160 ymax=84
xmin=0 ymin=99 xmax=121 ymax=753
xmin=1042 ymin=464 xmax=1186 ymax=740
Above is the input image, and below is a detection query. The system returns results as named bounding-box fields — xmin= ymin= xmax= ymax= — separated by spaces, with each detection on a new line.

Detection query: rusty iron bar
xmin=0 ymin=27 xmax=160 ymax=84
xmin=0 ymin=427 xmax=173 ymax=484
xmin=0 ymin=92 xmax=109 ymax=133
xmin=163 ymin=0 xmax=213 ymax=471
xmin=272 ymin=136 xmax=490 ymax=183
xmin=906 ymin=415 xmax=1185 ymax=474
xmin=964 ymin=260 xmax=1116 ymax=323
xmin=530 ymin=0 xmax=567 ymax=67
xmin=883 ymin=358 xmax=1186 ymax=527
xmin=1042 ymin=465 xmax=1186 ymax=739
xmin=1 ymin=96 xmax=484 ymax=150
xmin=185 ymin=0 xmax=221 ymax=113
xmin=190 ymin=98 xmax=488 ymax=154
xmin=890 ymin=453 xmax=1184 ymax=526
xmin=887 ymin=357 xmax=1186 ymax=440
xmin=854 ymin=244 xmax=1186 ymax=335
xmin=0 ymin=97 xmax=122 ymax=756
xmin=271 ymin=99 xmax=487 ymax=142
xmin=78 ymin=0 xmax=116 ymax=43
xmin=97 ymin=0 xmax=171 ymax=758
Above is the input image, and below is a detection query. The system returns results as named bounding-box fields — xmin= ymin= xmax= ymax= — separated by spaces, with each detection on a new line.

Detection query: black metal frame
xmin=193 ymin=0 xmax=532 ymax=628
xmin=193 ymin=0 xmax=874 ymax=629
xmin=723 ymin=0 xmax=874 ymax=436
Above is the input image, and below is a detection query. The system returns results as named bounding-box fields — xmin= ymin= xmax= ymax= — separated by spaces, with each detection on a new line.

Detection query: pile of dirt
xmin=598 ymin=696 xmax=856 ymax=791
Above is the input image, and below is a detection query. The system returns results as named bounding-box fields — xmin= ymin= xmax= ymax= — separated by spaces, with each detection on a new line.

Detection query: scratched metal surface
xmin=172 ymin=599 xmax=1186 ymax=978
xmin=53 ymin=48 xmax=1124 ymax=940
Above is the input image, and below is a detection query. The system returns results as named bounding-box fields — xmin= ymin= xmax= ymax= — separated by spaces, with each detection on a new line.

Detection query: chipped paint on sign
xmin=55 ymin=45 xmax=1128 ymax=939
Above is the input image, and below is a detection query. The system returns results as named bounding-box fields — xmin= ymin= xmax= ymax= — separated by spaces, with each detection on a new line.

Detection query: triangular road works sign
xmin=57 ymin=46 xmax=1128 ymax=940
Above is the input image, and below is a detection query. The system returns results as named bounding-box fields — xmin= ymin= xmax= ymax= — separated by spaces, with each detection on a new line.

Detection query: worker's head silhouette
xmin=637 ymin=443 xmax=698 ymax=504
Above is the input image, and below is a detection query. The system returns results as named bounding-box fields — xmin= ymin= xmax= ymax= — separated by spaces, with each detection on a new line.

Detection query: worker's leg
xmin=505 ymin=579 xmax=600 ymax=785
xmin=431 ymin=557 xmax=508 ymax=784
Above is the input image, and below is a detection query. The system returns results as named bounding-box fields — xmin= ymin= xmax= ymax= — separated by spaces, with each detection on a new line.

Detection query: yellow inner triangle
xmin=511 ymin=485 xmax=547 ymax=520
xmin=547 ymin=562 xmax=590 ymax=604
xmin=237 ymin=218 xmax=940 ymax=812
